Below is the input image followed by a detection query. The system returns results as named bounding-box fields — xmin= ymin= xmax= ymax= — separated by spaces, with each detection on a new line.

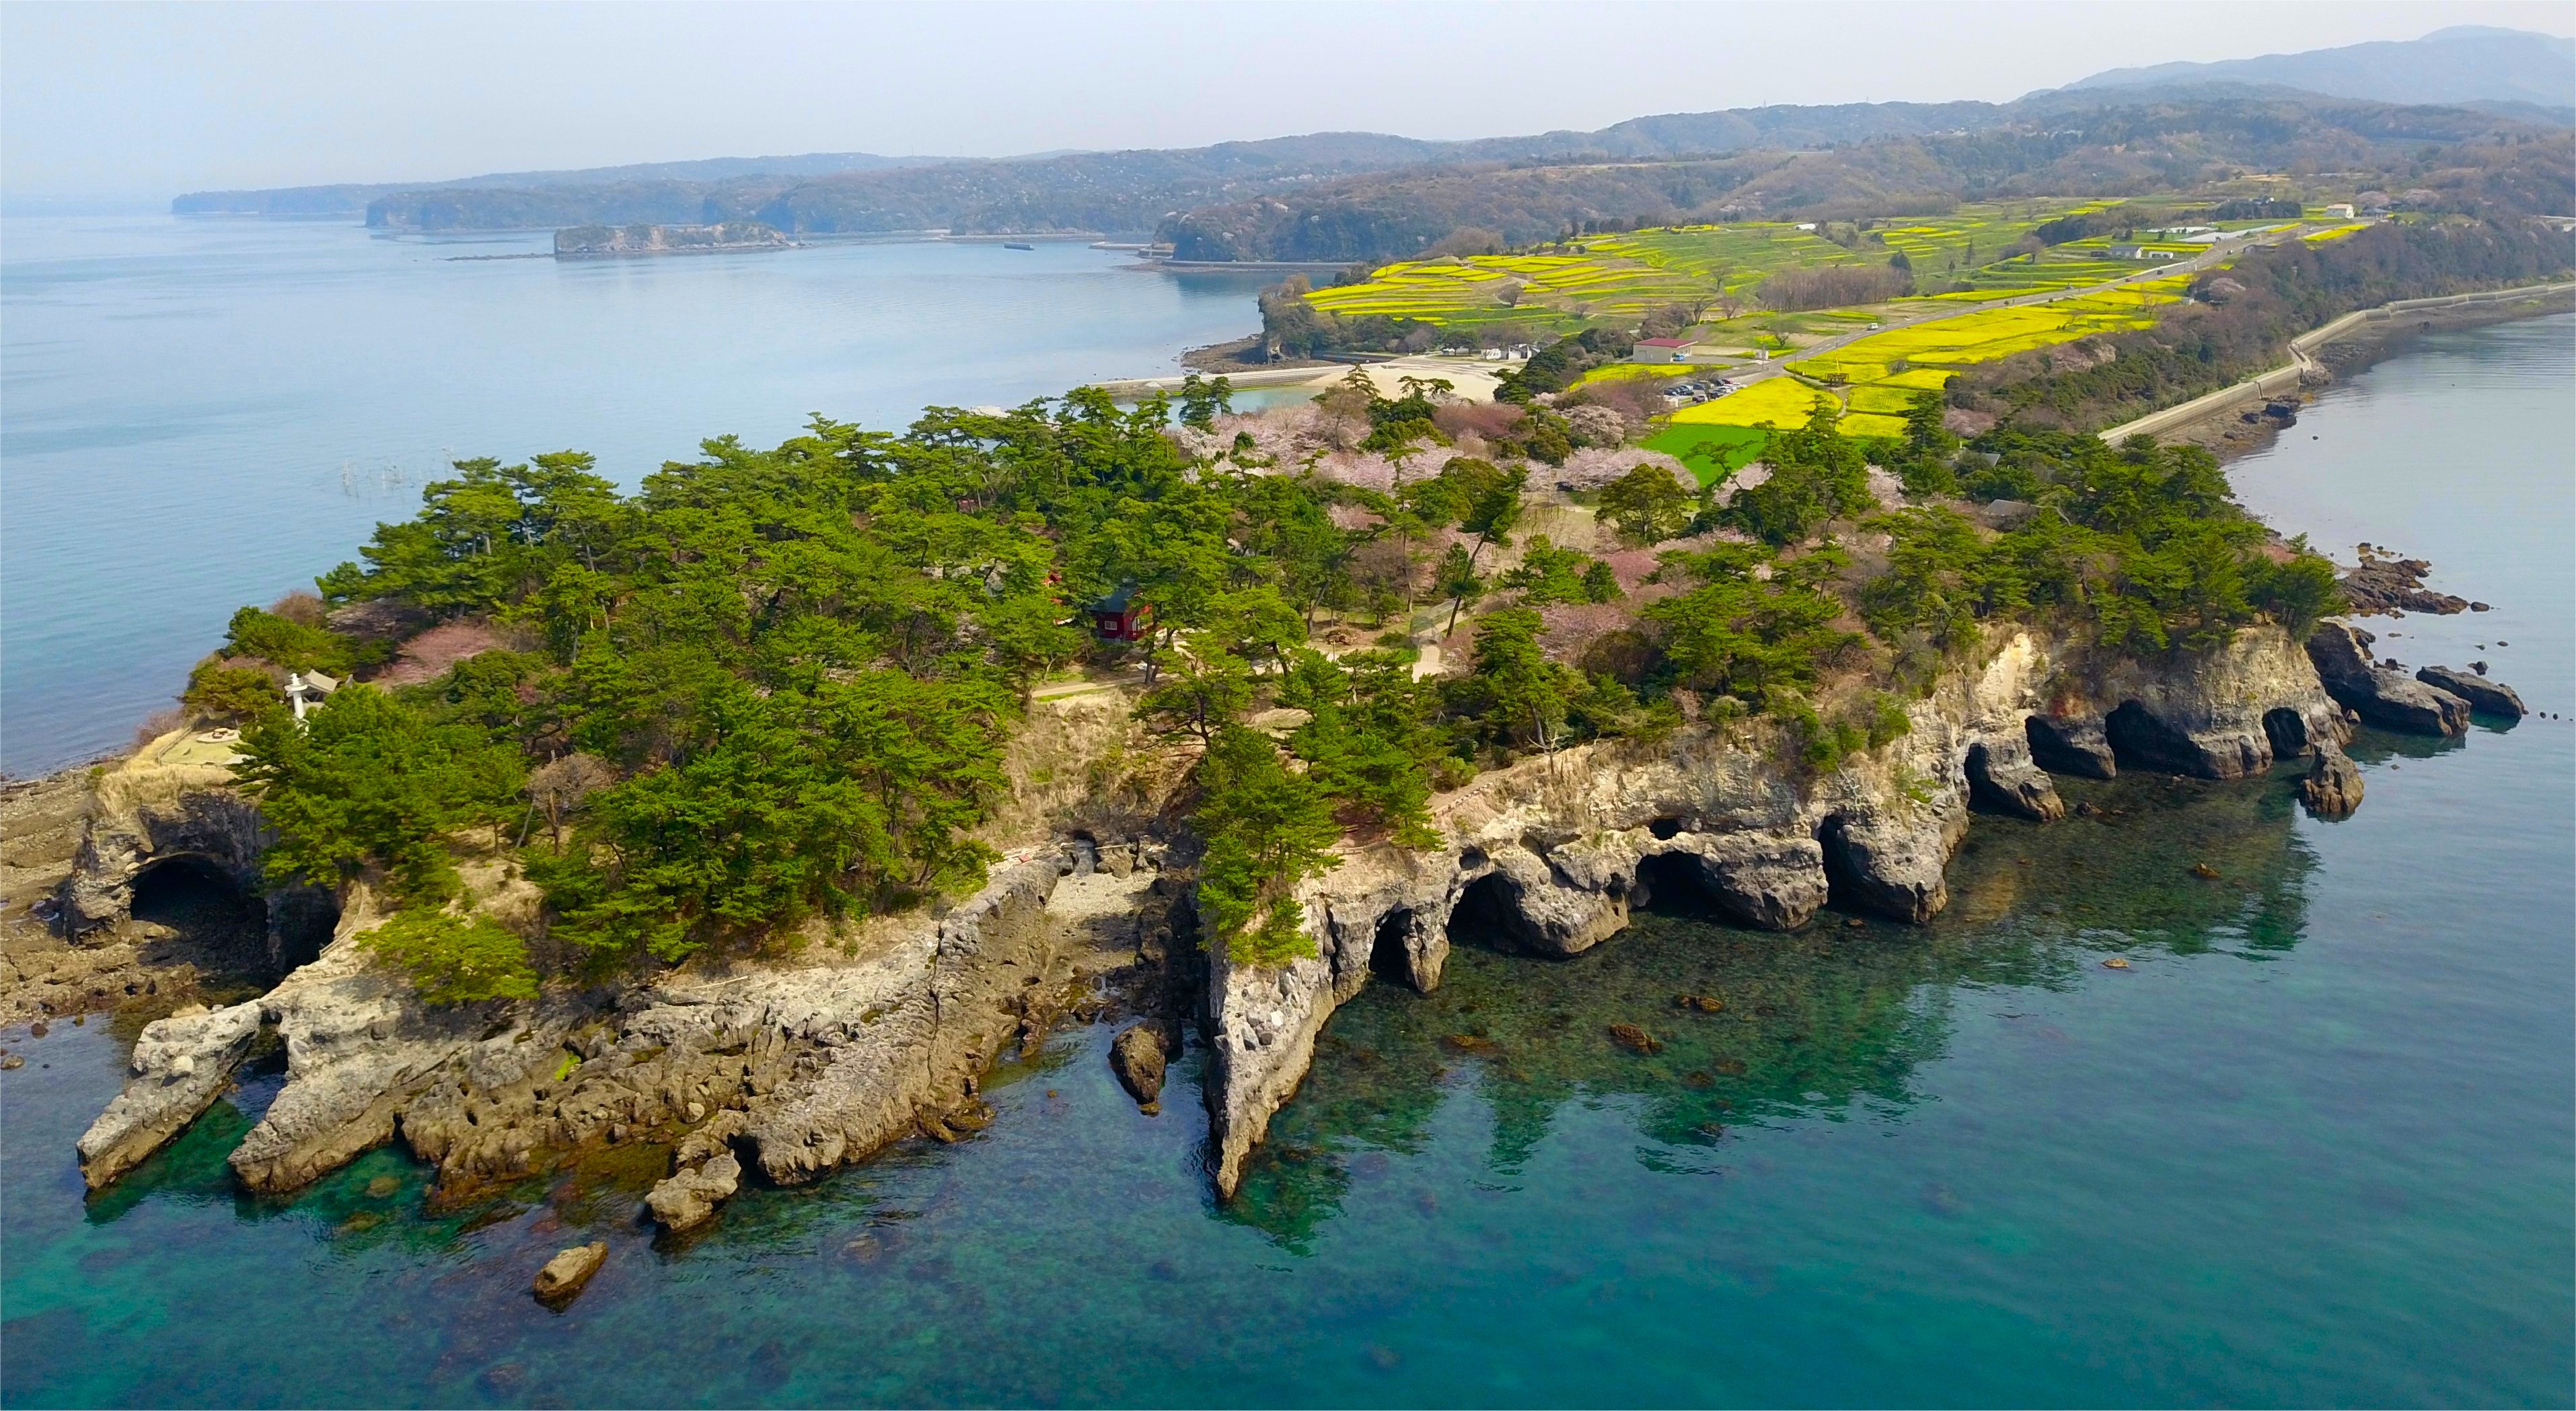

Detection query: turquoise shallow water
xmin=0 ymin=218 xmax=1274 ymax=776
xmin=1 ymin=321 xmax=2569 ymax=1408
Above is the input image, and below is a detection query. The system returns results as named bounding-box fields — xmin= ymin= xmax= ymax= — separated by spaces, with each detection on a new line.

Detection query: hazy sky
xmin=5 ymin=1 xmax=2571 ymax=199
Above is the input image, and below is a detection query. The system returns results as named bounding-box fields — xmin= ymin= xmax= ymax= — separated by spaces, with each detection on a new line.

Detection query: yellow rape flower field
xmin=1302 ymin=204 xmax=2342 ymax=455
xmin=1299 ymin=201 xmax=2130 ymax=329
xmin=1781 ymin=274 xmax=2193 ymax=424
xmin=1666 ymin=376 xmax=1826 ymax=429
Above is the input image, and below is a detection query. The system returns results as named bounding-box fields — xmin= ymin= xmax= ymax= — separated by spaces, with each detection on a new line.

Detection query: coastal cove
xmin=3 ymin=316 xmax=2569 ymax=1408
xmin=0 ymin=216 xmax=1276 ymax=777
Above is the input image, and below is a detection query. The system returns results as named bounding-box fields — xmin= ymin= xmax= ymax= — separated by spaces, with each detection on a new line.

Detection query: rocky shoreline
xmin=1204 ymin=620 xmax=2369 ymax=1195
xmin=30 ymin=607 xmax=2528 ymax=1219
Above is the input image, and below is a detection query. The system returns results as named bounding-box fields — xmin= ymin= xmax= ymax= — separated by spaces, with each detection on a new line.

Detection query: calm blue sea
xmin=0 ymin=288 xmax=2569 ymax=1407
xmin=0 ymin=217 xmax=1276 ymax=776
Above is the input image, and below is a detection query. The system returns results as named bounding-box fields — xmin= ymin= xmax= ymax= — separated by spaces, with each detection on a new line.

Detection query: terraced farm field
xmin=1302 ymin=201 xmax=2117 ymax=328
xmin=1870 ymin=199 xmax=2122 ymax=279
xmin=1309 ymin=202 xmax=2260 ymax=462
xmin=1660 ymin=375 xmax=1915 ymax=441
xmin=1917 ymin=253 xmax=2144 ymax=297
xmin=1298 ymin=256 xmax=1593 ymax=332
xmin=1581 ymin=223 xmax=1864 ymax=295
xmin=1789 ymin=274 xmax=2191 ymax=386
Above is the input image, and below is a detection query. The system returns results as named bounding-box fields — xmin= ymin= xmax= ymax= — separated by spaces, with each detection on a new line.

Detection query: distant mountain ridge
xmin=2056 ymin=26 xmax=2575 ymax=108
xmin=172 ymin=26 xmax=2576 ymax=240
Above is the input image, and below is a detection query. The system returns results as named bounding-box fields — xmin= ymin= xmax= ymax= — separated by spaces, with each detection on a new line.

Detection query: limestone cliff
xmin=77 ymin=847 xmax=1179 ymax=1231
xmin=1202 ymin=623 xmax=2350 ymax=1197
xmin=54 ymin=729 xmax=340 ymax=971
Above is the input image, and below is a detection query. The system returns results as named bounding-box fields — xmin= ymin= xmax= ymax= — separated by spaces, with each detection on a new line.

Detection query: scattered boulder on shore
xmin=2306 ymin=622 xmax=2468 ymax=736
xmin=1109 ymin=1025 xmax=1167 ymax=1109
xmin=532 ymin=1242 xmax=607 ymax=1305
xmin=2300 ymin=744 xmax=2365 ymax=818
xmin=2415 ymin=665 xmax=2526 ymax=721
xmin=645 ymin=1151 xmax=740 ymax=1233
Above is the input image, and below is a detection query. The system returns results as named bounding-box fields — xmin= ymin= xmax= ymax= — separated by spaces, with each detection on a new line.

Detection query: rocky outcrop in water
xmin=69 ymin=620 xmax=2384 ymax=1213
xmin=1964 ymin=737 xmax=2067 ymax=821
xmin=2415 ymin=665 xmax=2526 ymax=721
xmin=2306 ymin=622 xmax=2469 ymax=736
xmin=1109 ymin=1025 xmax=1167 ymax=1108
xmin=2301 ymin=744 xmax=2365 ymax=818
xmin=533 ymin=1243 xmax=606 ymax=1304
xmin=77 ymin=847 xmax=1178 ymax=1221
xmin=75 ymin=1001 xmax=264 ymax=1186
xmin=1202 ymin=622 xmax=2347 ymax=1197
xmin=2339 ymin=548 xmax=2472 ymax=616
xmin=647 ymin=1151 xmax=740 ymax=1233
xmin=2024 ymin=713 xmax=2117 ymax=779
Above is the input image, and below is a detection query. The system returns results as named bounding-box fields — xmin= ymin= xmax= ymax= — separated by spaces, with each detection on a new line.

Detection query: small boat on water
xmin=1003 ymin=242 xmax=1035 ymax=251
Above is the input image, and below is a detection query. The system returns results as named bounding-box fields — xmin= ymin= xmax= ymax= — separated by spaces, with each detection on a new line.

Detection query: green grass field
xmin=1640 ymin=423 xmax=1769 ymax=486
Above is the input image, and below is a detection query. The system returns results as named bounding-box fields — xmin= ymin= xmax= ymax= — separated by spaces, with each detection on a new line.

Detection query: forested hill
xmin=348 ymin=133 xmax=1462 ymax=232
xmin=171 ymin=150 xmax=943 ymax=218
xmin=346 ymin=112 xmax=2036 ymax=234
xmin=188 ymin=104 xmax=2022 ymax=230
xmin=1164 ymin=97 xmax=2570 ymax=262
